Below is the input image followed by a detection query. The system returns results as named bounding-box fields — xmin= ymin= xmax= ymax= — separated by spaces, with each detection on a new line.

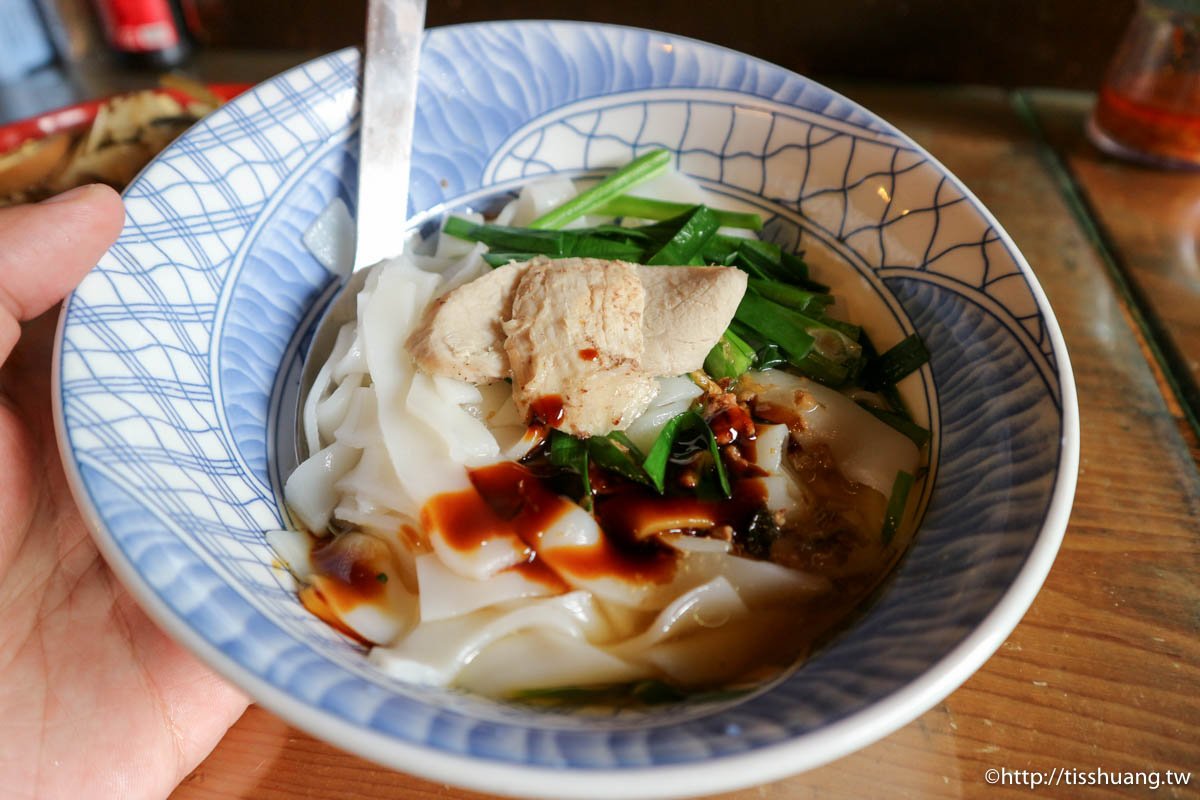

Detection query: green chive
xmin=529 ymin=149 xmax=672 ymax=230
xmin=644 ymin=206 xmax=720 ymax=265
xmin=732 ymin=291 xmax=817 ymax=364
xmin=704 ymin=328 xmax=756 ymax=380
xmin=549 ymin=430 xmax=592 ymax=510
xmin=863 ymin=406 xmax=931 ymax=448
xmin=642 ymin=411 xmax=731 ymax=497
xmin=747 ymin=277 xmax=834 ymax=317
xmin=587 ymin=435 xmax=652 ymax=487
xmin=861 ymin=333 xmax=931 ymax=390
xmin=882 ymin=470 xmax=915 ymax=546
xmin=598 ymin=195 xmax=763 ymax=230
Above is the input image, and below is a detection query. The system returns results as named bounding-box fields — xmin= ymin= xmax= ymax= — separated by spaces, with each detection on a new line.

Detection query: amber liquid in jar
xmin=1088 ymin=3 xmax=1200 ymax=169
xmin=1092 ymin=73 xmax=1200 ymax=167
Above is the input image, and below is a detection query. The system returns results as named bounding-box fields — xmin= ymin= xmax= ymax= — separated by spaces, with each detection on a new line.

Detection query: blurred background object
xmin=0 ymin=0 xmax=1146 ymax=188
xmin=0 ymin=79 xmax=240 ymax=205
xmin=91 ymin=0 xmax=192 ymax=69
xmin=1089 ymin=0 xmax=1200 ymax=168
xmin=0 ymin=0 xmax=58 ymax=82
xmin=1 ymin=1 xmax=1144 ymax=100
xmin=35 ymin=0 xmax=106 ymax=62
xmin=179 ymin=0 xmax=1138 ymax=90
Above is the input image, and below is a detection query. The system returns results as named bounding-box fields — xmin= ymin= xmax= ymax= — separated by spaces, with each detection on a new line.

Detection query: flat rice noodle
xmin=750 ymin=369 xmax=919 ymax=496
xmin=643 ymin=606 xmax=799 ymax=686
xmin=329 ymin=388 xmax=417 ymax=517
xmin=655 ymin=374 xmax=706 ymax=405
xmin=285 ymin=442 xmax=360 ymax=532
xmin=265 ymin=527 xmax=315 ymax=581
xmin=626 ymin=170 xmax=707 ymax=207
xmin=609 ymin=576 xmax=749 ymax=656
xmin=361 ymin=260 xmax=471 ymax=502
xmin=754 ymin=423 xmax=789 ymax=474
xmin=718 ymin=551 xmax=830 ymax=606
xmin=332 ymin=501 xmax=410 ymax=541
xmin=584 ymin=548 xmax=825 ymax=614
xmin=327 ymin=386 xmax=376 ymax=449
xmin=332 ymin=324 xmax=368 ymax=382
xmin=498 ymin=425 xmax=543 ymax=461
xmin=535 ymin=515 xmax=819 ymax=612
xmin=520 ymin=506 xmax=687 ymax=609
xmin=472 ymin=380 xmax=512 ymax=419
xmin=456 ymin=629 xmax=646 ymax=695
xmin=331 ymin=498 xmax=422 ymax=592
xmin=333 ymin=440 xmax=414 ymax=522
xmin=509 ymin=176 xmax=577 ymax=227
xmin=437 ymin=242 xmax=489 ymax=291
xmin=332 ymin=500 xmax=411 ymax=540
xmin=336 ymin=601 xmax=412 ymax=648
xmin=623 ymin=381 xmax=703 ymax=442
xmin=307 ymin=531 xmax=417 ymax=646
xmin=760 ymin=475 xmax=801 ymax=516
xmin=406 ymin=372 xmax=500 ymax=467
xmin=424 ymin=489 xmax=532 ymax=581
xmin=432 ymin=374 xmax=483 ymax=406
xmin=315 ymin=370 xmax=363 ymax=444
xmin=624 ymin=398 xmax=695 ymax=453
xmin=303 ymin=322 xmax=355 ymax=455
xmin=622 ymin=375 xmax=703 ymax=453
xmin=481 ymin=393 xmax=538 ymax=461
xmin=493 ymin=198 xmax=519 ymax=226
xmin=415 ymin=553 xmax=558 ymax=622
xmin=368 ymin=591 xmax=611 ymax=686
xmin=302 ymin=197 xmax=354 ymax=276
xmin=658 ymin=532 xmax=732 ymax=554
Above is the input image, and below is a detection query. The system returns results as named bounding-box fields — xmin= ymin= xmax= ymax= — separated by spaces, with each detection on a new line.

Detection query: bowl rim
xmin=52 ymin=23 xmax=1080 ymax=800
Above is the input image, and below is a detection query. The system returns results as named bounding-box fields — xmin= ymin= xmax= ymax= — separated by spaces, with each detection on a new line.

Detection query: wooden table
xmin=171 ymin=85 xmax=1200 ymax=799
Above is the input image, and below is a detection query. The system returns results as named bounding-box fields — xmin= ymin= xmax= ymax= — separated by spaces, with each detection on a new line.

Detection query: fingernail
xmin=41 ymin=184 xmax=98 ymax=205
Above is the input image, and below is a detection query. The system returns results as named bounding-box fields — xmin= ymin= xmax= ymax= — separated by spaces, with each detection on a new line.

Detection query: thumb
xmin=0 ymin=184 xmax=125 ymax=365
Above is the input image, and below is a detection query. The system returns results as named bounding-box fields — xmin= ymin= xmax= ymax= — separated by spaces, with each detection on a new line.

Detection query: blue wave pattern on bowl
xmin=58 ymin=23 xmax=1063 ymax=769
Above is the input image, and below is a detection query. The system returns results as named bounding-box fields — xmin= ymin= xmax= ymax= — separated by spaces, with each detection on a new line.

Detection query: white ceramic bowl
xmin=54 ymin=22 xmax=1078 ymax=799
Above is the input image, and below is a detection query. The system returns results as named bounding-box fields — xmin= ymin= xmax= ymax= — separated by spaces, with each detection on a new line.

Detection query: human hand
xmin=0 ymin=186 xmax=249 ymax=799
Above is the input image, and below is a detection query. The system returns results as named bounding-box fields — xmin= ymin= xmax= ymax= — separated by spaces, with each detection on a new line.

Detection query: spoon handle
xmin=355 ymin=0 xmax=426 ymax=270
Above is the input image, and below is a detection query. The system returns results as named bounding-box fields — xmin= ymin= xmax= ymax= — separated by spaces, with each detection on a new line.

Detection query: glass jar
xmin=1088 ymin=0 xmax=1200 ymax=169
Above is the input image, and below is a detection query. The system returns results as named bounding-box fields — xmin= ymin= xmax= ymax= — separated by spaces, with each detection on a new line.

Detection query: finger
xmin=0 ymin=184 xmax=125 ymax=365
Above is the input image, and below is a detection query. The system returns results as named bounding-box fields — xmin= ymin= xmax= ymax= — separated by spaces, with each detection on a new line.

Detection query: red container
xmin=0 ymin=83 xmax=250 ymax=155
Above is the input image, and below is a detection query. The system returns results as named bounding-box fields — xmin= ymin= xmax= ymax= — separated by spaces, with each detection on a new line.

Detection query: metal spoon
xmin=295 ymin=0 xmax=426 ymax=460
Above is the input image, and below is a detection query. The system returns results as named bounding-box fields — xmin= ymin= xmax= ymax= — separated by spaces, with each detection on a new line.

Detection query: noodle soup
xmin=268 ymin=158 xmax=930 ymax=703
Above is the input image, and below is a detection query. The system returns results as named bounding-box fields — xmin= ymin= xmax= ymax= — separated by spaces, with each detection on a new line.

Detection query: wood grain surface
xmin=1026 ymin=89 xmax=1200 ymax=453
xmin=171 ymin=84 xmax=1200 ymax=800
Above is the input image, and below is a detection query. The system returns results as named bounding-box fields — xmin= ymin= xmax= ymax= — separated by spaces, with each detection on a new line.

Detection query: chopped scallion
xmin=549 ymin=431 xmax=592 ymax=510
xmin=733 ymin=292 xmax=817 ymax=364
xmin=644 ymin=206 xmax=720 ymax=265
xmin=861 ymin=333 xmax=930 ymax=390
xmin=587 ymin=435 xmax=652 ymax=487
xmin=529 ymin=149 xmax=671 ymax=229
xmin=881 ymin=470 xmax=915 ymax=546
xmin=598 ymin=195 xmax=763 ymax=230
xmin=642 ymin=411 xmax=731 ymax=497
xmin=747 ymin=277 xmax=833 ymax=317
xmin=863 ymin=406 xmax=931 ymax=448
xmin=703 ymin=328 xmax=756 ymax=380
